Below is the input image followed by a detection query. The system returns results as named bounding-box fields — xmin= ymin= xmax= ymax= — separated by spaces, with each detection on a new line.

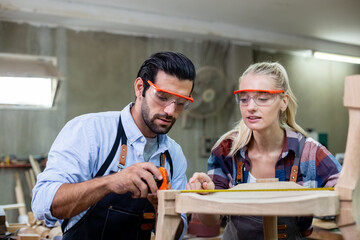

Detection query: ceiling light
xmin=313 ymin=51 xmax=360 ymax=64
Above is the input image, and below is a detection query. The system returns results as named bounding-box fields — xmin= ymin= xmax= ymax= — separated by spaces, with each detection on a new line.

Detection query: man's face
xmin=141 ymin=70 xmax=193 ymax=135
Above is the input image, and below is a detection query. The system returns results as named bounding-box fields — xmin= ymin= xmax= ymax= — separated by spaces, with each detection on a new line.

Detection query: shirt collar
xmin=120 ymin=102 xmax=168 ymax=148
xmin=239 ymin=128 xmax=299 ymax=160
xmin=283 ymin=128 xmax=303 ymax=158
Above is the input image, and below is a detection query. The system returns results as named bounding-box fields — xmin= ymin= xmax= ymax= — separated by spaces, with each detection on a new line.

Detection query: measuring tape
xmin=180 ymin=187 xmax=334 ymax=193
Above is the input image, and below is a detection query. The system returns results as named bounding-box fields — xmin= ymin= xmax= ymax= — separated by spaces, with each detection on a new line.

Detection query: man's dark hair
xmin=137 ymin=51 xmax=196 ymax=97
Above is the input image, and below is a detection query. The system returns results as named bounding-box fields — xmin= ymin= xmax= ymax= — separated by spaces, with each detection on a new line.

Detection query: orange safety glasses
xmin=234 ymin=89 xmax=284 ymax=106
xmin=234 ymin=89 xmax=285 ymax=94
xmin=147 ymin=80 xmax=194 ymax=110
xmin=148 ymin=81 xmax=194 ymax=102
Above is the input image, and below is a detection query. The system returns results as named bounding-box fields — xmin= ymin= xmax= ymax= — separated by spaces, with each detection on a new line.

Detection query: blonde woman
xmin=187 ymin=62 xmax=341 ymax=240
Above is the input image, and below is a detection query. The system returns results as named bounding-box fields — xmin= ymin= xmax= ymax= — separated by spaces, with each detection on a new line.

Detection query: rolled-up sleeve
xmin=31 ymin=116 xmax=97 ymax=226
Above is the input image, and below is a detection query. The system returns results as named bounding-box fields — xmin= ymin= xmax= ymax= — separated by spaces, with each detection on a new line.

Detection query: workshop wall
xmin=0 ymin=21 xmax=359 ymax=222
xmin=0 ymin=22 xmax=67 ymax=160
xmin=0 ymin=21 xmax=253 ymax=172
xmin=0 ymin=21 xmax=252 ymax=221
xmin=254 ymin=51 xmax=360 ymax=155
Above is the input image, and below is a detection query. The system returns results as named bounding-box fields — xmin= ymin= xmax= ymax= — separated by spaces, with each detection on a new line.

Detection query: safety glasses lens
xmin=235 ymin=92 xmax=276 ymax=106
xmin=151 ymin=88 xmax=191 ymax=109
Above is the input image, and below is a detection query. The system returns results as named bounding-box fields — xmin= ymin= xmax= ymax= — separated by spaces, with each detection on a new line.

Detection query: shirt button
xmin=137 ymin=152 xmax=141 ymax=156
xmin=141 ymin=138 xmax=145 ymax=142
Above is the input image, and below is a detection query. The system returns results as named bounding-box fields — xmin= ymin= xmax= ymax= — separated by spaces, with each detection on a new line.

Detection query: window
xmin=0 ymin=53 xmax=62 ymax=109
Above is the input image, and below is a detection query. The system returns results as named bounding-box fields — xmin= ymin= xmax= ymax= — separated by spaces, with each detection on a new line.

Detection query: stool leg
xmin=155 ymin=190 xmax=182 ymax=240
xmin=263 ymin=216 xmax=278 ymax=240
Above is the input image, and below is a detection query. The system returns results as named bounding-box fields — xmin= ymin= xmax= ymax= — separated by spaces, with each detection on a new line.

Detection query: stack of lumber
xmin=14 ymin=212 xmax=62 ymax=240
xmin=2 ymin=211 xmax=62 ymax=240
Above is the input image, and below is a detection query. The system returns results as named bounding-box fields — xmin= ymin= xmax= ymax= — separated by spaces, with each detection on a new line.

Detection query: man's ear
xmin=134 ymin=77 xmax=144 ymax=98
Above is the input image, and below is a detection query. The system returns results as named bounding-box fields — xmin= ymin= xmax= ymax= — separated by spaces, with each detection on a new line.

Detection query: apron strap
xmin=95 ymin=115 xmax=124 ymax=177
xmin=290 ymin=136 xmax=306 ymax=182
xmin=235 ymin=135 xmax=307 ymax=183
xmin=161 ymin=150 xmax=173 ymax=179
xmin=96 ymin=114 xmax=173 ymax=178
xmin=62 ymin=116 xmax=124 ymax=234
xmin=118 ymin=124 xmax=128 ymax=170
xmin=236 ymin=161 xmax=244 ymax=183
xmin=62 ymin=114 xmax=174 ymax=233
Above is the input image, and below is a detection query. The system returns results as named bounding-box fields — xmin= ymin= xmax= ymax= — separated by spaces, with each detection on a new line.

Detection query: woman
xmin=187 ymin=62 xmax=341 ymax=239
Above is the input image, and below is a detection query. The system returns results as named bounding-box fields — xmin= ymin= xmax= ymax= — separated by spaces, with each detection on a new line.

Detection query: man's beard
xmin=141 ymin=97 xmax=176 ymax=135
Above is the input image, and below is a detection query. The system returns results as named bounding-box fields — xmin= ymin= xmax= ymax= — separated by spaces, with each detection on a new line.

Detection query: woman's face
xmin=238 ymin=72 xmax=288 ymax=133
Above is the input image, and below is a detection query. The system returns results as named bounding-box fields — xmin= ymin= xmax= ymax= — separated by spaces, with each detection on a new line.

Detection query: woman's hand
xmin=186 ymin=172 xmax=220 ymax=226
xmin=187 ymin=172 xmax=215 ymax=193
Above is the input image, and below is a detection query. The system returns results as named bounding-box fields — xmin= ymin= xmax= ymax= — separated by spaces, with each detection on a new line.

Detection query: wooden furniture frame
xmin=155 ymin=75 xmax=360 ymax=240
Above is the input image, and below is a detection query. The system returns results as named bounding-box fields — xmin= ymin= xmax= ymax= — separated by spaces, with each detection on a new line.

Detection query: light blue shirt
xmin=31 ymin=103 xmax=188 ymax=236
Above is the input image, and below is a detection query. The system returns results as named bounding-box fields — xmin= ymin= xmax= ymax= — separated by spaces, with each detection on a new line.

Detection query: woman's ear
xmin=134 ymin=77 xmax=144 ymax=98
xmin=280 ymin=94 xmax=289 ymax=112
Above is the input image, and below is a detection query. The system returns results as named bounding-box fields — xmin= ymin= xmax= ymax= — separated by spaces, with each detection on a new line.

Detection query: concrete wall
xmin=0 ymin=21 xmax=359 ymax=222
xmin=0 ymin=22 xmax=68 ymax=158
xmin=0 ymin=21 xmax=253 ymax=221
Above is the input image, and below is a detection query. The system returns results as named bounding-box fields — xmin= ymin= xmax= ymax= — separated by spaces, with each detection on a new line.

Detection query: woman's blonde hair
xmin=213 ymin=62 xmax=307 ymax=156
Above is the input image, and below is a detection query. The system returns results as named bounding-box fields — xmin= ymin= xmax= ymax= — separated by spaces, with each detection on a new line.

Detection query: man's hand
xmin=51 ymin=162 xmax=162 ymax=219
xmin=187 ymin=172 xmax=215 ymax=194
xmin=109 ymin=162 xmax=163 ymax=198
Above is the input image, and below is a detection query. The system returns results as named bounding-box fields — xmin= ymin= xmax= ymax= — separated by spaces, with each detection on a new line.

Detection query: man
xmin=32 ymin=51 xmax=196 ymax=239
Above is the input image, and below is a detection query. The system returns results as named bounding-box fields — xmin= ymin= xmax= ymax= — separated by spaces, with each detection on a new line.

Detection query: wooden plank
xmin=25 ymin=170 xmax=33 ymax=198
xmin=335 ymin=75 xmax=360 ymax=238
xmin=48 ymin=226 xmax=62 ymax=239
xmin=335 ymin=108 xmax=360 ymax=200
xmin=34 ymin=226 xmax=50 ymax=238
xmin=28 ymin=155 xmax=41 ymax=177
xmin=343 ymin=75 xmax=360 ymax=108
xmin=312 ymin=218 xmax=338 ymax=230
xmin=155 ymin=190 xmax=182 ymax=240
xmin=14 ymin=172 xmax=27 ymax=217
xmin=17 ymin=233 xmax=40 ymax=240
xmin=29 ymin=169 xmax=36 ymax=189
xmin=0 ymin=203 xmax=25 ymax=210
xmin=28 ymin=212 xmax=37 ymax=226
xmin=308 ymin=227 xmax=343 ymax=240
xmin=175 ymin=185 xmax=338 ymax=217
xmin=7 ymin=223 xmax=27 ymax=233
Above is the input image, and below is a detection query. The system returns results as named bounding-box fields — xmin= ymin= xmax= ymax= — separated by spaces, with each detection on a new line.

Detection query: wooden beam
xmin=335 ymin=75 xmax=360 ymax=239
xmin=155 ymin=190 xmax=182 ymax=240
xmin=263 ymin=216 xmax=277 ymax=240
xmin=28 ymin=155 xmax=41 ymax=177
xmin=17 ymin=233 xmax=40 ymax=240
xmin=14 ymin=172 xmax=27 ymax=218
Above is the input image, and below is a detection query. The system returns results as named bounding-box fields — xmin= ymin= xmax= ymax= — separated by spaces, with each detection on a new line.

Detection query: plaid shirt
xmin=207 ymin=128 xmax=342 ymax=235
xmin=208 ymin=129 xmax=341 ymax=189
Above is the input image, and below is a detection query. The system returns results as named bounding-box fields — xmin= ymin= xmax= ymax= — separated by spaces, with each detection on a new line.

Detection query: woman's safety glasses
xmin=234 ymin=89 xmax=284 ymax=106
xmin=147 ymin=80 xmax=194 ymax=110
